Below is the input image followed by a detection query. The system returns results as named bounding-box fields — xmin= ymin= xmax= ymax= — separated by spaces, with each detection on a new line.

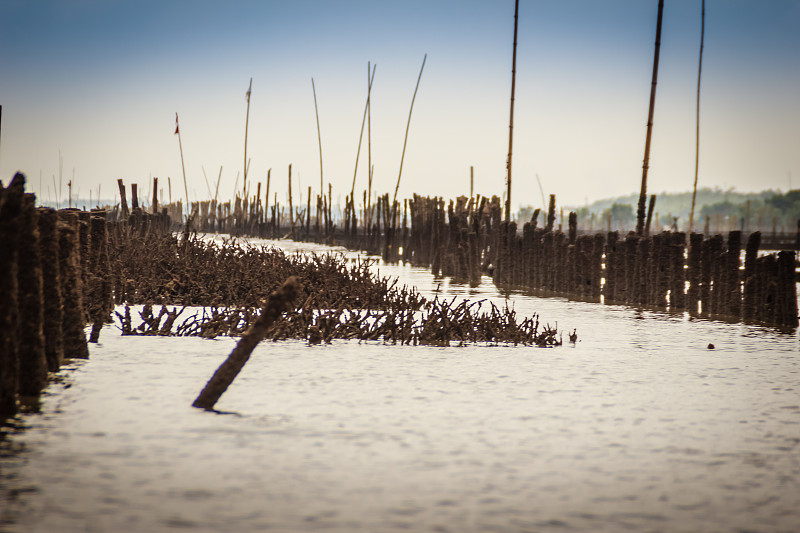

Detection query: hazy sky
xmin=1 ymin=0 xmax=798 ymax=210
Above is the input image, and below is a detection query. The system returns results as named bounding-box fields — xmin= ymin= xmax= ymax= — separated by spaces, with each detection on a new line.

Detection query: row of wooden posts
xmin=0 ymin=173 xmax=171 ymax=421
xmin=192 ymin=181 xmax=796 ymax=328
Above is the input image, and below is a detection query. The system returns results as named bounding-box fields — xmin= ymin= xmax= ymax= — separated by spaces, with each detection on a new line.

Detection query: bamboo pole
xmin=243 ymin=78 xmax=252 ymax=198
xmin=689 ymin=0 xmax=705 ymax=234
xmin=506 ymin=0 xmax=520 ymax=222
xmin=312 ymin=78 xmax=324 ymax=196
xmin=470 ymin=166 xmax=474 ymax=199
xmin=213 ymin=166 xmax=223 ymax=206
xmin=367 ymin=61 xmax=372 ymax=233
xmin=288 ymin=164 xmax=294 ymax=232
xmin=636 ymin=0 xmax=664 ymax=235
xmin=350 ymin=64 xmax=377 ymax=201
xmin=201 ymin=166 xmax=213 ymax=198
xmin=392 ymin=54 xmax=427 ymax=222
xmin=264 ymin=168 xmax=271 ymax=221
xmin=175 ymin=113 xmax=190 ymax=220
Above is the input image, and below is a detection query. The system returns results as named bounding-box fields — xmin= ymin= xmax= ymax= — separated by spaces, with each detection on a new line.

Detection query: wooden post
xmin=38 ymin=208 xmax=64 ymax=372
xmin=117 ymin=178 xmax=129 ymax=219
xmin=152 ymin=177 xmax=158 ymax=214
xmin=0 ymin=175 xmax=24 ymax=419
xmin=192 ymin=277 xmax=301 ymax=411
xmin=57 ymin=211 xmax=89 ymax=359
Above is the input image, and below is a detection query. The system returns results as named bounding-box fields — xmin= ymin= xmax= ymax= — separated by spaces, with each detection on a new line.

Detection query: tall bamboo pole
xmin=392 ymin=54 xmax=427 ymax=221
xmin=506 ymin=0 xmax=520 ymax=222
xmin=243 ymin=78 xmax=252 ymax=198
xmin=689 ymin=0 xmax=705 ymax=234
xmin=350 ymin=64 xmax=377 ymax=201
xmin=470 ymin=166 xmax=474 ymax=199
xmin=367 ymin=62 xmax=373 ymax=232
xmin=312 ymin=78 xmax=324 ymax=196
xmin=264 ymin=168 xmax=271 ymax=219
xmin=213 ymin=166 xmax=223 ymax=206
xmin=636 ymin=0 xmax=664 ymax=235
xmin=175 ymin=113 xmax=190 ymax=220
xmin=288 ymin=164 xmax=294 ymax=232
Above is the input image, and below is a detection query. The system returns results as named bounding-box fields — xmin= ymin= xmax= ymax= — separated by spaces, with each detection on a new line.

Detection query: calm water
xmin=2 ymin=238 xmax=799 ymax=533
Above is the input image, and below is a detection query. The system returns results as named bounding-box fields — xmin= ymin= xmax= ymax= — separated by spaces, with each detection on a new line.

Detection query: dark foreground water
xmin=2 ymin=238 xmax=799 ymax=533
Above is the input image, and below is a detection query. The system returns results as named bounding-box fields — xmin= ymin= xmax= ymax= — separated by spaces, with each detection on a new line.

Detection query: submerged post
xmin=192 ymin=277 xmax=301 ymax=411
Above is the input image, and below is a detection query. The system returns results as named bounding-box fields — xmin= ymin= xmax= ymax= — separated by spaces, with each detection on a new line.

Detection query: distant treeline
xmin=519 ymin=188 xmax=800 ymax=233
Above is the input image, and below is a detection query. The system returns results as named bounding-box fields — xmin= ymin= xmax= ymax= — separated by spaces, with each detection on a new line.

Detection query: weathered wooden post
xmin=192 ymin=277 xmax=300 ymax=411
xmin=88 ymin=213 xmax=112 ymax=343
xmin=742 ymin=231 xmax=761 ymax=321
xmin=725 ymin=230 xmax=742 ymax=317
xmin=117 ymin=178 xmax=129 ymax=220
xmin=604 ymin=231 xmax=619 ymax=302
xmin=57 ymin=212 xmax=89 ymax=359
xmin=591 ymin=233 xmax=604 ymax=300
xmin=17 ymin=193 xmax=48 ymax=400
xmin=669 ymin=232 xmax=686 ymax=310
xmin=38 ymin=208 xmax=65 ymax=372
xmin=0 ymin=175 xmax=24 ymax=419
xmin=687 ymin=232 xmax=703 ymax=314
xmin=776 ymin=251 xmax=798 ymax=327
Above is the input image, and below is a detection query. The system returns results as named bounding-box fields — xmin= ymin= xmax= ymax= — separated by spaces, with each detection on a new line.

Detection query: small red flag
xmin=174 ymin=113 xmax=179 ymax=135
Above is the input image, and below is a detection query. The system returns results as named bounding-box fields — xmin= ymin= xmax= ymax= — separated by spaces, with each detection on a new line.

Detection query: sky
xmin=1 ymin=0 xmax=798 ymax=212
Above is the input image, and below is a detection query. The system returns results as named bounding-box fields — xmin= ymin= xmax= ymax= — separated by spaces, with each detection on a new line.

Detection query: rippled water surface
xmin=2 ymin=238 xmax=799 ymax=532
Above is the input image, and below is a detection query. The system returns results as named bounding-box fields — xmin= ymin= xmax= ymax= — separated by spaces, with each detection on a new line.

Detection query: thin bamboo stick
xmin=636 ymin=0 xmax=664 ymax=235
xmin=288 ymin=164 xmax=294 ymax=232
xmin=243 ymin=78 xmax=252 ymax=198
xmin=213 ymin=166 xmax=223 ymax=206
xmin=392 ymin=54 xmax=427 ymax=222
xmin=312 ymin=78 xmax=324 ymax=196
xmin=175 ymin=113 xmax=190 ymax=220
xmin=202 ymin=166 xmax=213 ymax=198
xmin=506 ymin=0 xmax=519 ymax=222
xmin=264 ymin=168 xmax=271 ymax=219
xmin=367 ymin=61 xmax=372 ymax=232
xmin=350 ymin=64 xmax=377 ymax=200
xmin=689 ymin=0 xmax=705 ymax=234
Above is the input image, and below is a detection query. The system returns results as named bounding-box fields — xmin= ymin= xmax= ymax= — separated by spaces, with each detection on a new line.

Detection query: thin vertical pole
xmin=312 ymin=78 xmax=324 ymax=196
xmin=367 ymin=61 xmax=372 ymax=232
xmin=351 ymin=64 xmax=377 ymax=200
xmin=392 ymin=54 xmax=427 ymax=220
xmin=175 ymin=113 xmax=190 ymax=220
xmin=636 ymin=0 xmax=664 ymax=235
xmin=470 ymin=166 xmax=474 ymax=199
xmin=264 ymin=168 xmax=271 ymax=219
xmin=288 ymin=164 xmax=294 ymax=232
xmin=689 ymin=0 xmax=705 ymax=234
xmin=213 ymin=166 xmax=223 ymax=206
xmin=506 ymin=0 xmax=520 ymax=222
xmin=243 ymin=78 xmax=252 ymax=198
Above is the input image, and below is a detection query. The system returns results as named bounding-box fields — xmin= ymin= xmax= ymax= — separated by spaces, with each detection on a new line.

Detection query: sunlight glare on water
xmin=1 ymin=238 xmax=799 ymax=533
